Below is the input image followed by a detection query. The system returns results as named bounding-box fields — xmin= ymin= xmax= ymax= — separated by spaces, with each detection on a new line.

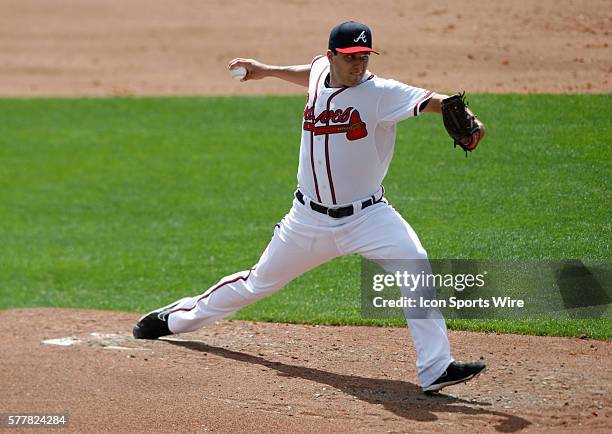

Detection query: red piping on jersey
xmin=170 ymin=268 xmax=255 ymax=314
xmin=310 ymin=55 xmax=325 ymax=67
xmin=413 ymin=90 xmax=434 ymax=116
xmin=308 ymin=65 xmax=327 ymax=203
xmin=324 ymin=86 xmax=350 ymax=204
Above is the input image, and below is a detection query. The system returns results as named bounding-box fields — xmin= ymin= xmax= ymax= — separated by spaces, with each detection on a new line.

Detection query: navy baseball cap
xmin=328 ymin=21 xmax=379 ymax=54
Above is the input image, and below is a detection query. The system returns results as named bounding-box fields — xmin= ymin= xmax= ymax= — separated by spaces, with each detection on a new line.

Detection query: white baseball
xmin=230 ymin=66 xmax=247 ymax=81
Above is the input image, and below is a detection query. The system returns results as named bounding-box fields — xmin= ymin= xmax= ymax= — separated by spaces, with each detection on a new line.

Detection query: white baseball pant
xmin=167 ymin=195 xmax=453 ymax=387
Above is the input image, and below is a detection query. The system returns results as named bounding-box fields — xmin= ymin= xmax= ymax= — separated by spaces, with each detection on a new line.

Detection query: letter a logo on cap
xmin=354 ymin=30 xmax=367 ymax=43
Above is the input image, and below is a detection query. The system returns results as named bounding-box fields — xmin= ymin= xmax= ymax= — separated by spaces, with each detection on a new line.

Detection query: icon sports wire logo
xmin=360 ymin=259 xmax=612 ymax=320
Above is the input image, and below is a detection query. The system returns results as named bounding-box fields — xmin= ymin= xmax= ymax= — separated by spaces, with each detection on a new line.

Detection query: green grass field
xmin=0 ymin=95 xmax=610 ymax=339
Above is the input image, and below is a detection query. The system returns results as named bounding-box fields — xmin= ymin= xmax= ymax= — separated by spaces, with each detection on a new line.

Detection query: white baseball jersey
xmin=298 ymin=55 xmax=434 ymax=206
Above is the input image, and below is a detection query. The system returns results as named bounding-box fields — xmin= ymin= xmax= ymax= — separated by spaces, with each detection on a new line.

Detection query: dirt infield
xmin=0 ymin=0 xmax=609 ymax=96
xmin=1 ymin=309 xmax=610 ymax=433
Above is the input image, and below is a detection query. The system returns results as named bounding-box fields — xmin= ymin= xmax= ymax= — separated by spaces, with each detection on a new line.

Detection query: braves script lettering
xmin=303 ymin=106 xmax=367 ymax=140
xmin=303 ymin=106 xmax=353 ymax=124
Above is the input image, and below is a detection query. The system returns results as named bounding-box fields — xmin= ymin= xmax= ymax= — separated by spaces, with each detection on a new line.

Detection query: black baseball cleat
xmin=423 ymin=360 xmax=486 ymax=393
xmin=132 ymin=300 xmax=184 ymax=340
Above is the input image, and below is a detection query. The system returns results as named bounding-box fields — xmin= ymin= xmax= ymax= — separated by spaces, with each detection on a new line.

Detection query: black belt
xmin=295 ymin=190 xmax=382 ymax=219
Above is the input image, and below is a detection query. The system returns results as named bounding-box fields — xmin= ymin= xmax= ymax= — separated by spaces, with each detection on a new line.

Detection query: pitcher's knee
xmin=246 ymin=276 xmax=288 ymax=298
xmin=387 ymin=243 xmax=428 ymax=261
xmin=247 ymin=266 xmax=293 ymax=296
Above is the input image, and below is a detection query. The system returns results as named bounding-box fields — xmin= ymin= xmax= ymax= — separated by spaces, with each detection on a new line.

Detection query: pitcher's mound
xmin=2 ymin=308 xmax=610 ymax=432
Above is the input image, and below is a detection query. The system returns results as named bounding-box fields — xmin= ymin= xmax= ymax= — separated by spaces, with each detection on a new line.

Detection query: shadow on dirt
xmin=165 ymin=339 xmax=531 ymax=432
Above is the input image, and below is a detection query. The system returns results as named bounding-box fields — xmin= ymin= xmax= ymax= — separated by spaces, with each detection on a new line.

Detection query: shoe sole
xmin=423 ymin=367 xmax=486 ymax=393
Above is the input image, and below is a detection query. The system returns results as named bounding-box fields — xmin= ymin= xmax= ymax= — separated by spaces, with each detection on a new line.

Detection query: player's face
xmin=328 ymin=51 xmax=370 ymax=87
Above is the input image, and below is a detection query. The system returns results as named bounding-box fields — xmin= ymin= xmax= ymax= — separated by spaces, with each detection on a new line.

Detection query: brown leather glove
xmin=441 ymin=92 xmax=485 ymax=155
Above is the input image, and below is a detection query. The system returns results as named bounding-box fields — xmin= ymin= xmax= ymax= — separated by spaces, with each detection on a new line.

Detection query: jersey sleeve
xmin=377 ymin=79 xmax=434 ymax=124
xmin=310 ymin=55 xmax=325 ymax=67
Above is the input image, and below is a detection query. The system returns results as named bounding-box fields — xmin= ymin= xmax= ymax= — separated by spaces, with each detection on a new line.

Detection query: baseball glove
xmin=440 ymin=92 xmax=484 ymax=156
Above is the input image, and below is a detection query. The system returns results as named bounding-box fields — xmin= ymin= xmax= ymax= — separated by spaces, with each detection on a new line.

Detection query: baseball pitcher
xmin=133 ymin=21 xmax=486 ymax=393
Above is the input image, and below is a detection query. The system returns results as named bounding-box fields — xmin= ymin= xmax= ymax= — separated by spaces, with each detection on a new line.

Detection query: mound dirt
xmin=1 ymin=308 xmax=610 ymax=433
